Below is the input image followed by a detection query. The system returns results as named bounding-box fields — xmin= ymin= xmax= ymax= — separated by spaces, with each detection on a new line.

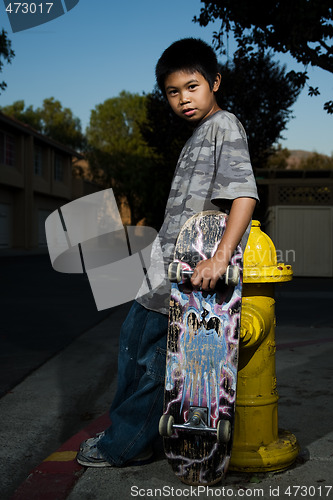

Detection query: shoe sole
xmin=76 ymin=457 xmax=113 ymax=467
xmin=76 ymin=451 xmax=112 ymax=468
xmin=76 ymin=453 xmax=154 ymax=468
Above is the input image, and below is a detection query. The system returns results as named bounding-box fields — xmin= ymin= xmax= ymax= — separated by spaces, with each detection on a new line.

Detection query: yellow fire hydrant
xmin=230 ymin=220 xmax=300 ymax=472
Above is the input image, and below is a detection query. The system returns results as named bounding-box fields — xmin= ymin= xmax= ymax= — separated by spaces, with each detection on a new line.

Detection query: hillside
xmin=286 ymin=149 xmax=332 ymax=169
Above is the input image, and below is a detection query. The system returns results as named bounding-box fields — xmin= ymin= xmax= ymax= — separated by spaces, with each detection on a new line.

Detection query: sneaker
xmin=77 ymin=432 xmax=111 ymax=467
xmin=77 ymin=445 xmax=112 ymax=467
xmin=76 ymin=431 xmax=153 ymax=468
xmin=79 ymin=431 xmax=105 ymax=452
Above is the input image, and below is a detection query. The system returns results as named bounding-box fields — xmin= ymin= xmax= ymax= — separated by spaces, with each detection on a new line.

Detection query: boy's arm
xmin=191 ymin=197 xmax=257 ymax=291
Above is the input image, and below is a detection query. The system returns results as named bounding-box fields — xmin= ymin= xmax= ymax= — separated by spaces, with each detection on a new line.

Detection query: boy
xmin=76 ymin=38 xmax=258 ymax=468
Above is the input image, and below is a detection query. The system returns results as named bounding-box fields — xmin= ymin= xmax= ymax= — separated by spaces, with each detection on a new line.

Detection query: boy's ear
xmin=213 ymin=73 xmax=222 ymax=92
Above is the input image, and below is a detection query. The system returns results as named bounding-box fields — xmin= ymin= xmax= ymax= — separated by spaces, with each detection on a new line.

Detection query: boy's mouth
xmin=183 ymin=108 xmax=196 ymax=117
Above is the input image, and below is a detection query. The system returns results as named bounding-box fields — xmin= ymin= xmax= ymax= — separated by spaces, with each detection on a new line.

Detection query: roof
xmin=0 ymin=111 xmax=84 ymax=158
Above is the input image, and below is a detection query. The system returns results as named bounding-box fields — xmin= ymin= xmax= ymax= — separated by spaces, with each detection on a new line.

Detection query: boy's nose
xmin=179 ymin=92 xmax=191 ymax=105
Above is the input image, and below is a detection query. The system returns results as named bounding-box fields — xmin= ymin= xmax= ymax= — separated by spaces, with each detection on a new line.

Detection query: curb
xmin=11 ymin=413 xmax=111 ymax=500
xmin=277 ymin=337 xmax=333 ymax=350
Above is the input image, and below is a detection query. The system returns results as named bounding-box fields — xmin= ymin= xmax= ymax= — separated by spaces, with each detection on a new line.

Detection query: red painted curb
xmin=11 ymin=413 xmax=111 ymax=500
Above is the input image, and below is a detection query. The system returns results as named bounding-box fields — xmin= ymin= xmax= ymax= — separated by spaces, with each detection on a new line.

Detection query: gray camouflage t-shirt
xmin=137 ymin=110 xmax=259 ymax=315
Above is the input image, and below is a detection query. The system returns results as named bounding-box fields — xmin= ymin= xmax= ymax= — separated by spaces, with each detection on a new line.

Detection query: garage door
xmin=266 ymin=206 xmax=333 ymax=277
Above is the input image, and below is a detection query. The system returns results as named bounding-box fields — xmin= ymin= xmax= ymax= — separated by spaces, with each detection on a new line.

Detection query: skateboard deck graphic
xmin=159 ymin=211 xmax=243 ymax=485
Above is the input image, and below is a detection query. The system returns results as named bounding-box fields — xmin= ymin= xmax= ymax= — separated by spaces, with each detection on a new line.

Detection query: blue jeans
xmin=97 ymin=301 xmax=168 ymax=466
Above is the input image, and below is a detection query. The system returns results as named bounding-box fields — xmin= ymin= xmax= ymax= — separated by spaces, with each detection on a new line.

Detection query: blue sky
xmin=0 ymin=0 xmax=332 ymax=155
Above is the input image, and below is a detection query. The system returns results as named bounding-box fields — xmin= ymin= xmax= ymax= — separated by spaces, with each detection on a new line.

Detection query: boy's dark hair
xmin=155 ymin=38 xmax=219 ymax=94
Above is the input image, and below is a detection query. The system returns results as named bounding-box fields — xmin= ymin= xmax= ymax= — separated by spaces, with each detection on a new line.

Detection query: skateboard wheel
xmin=217 ymin=419 xmax=231 ymax=443
xmin=225 ymin=265 xmax=239 ymax=286
xmin=168 ymin=262 xmax=182 ymax=283
xmin=159 ymin=414 xmax=174 ymax=437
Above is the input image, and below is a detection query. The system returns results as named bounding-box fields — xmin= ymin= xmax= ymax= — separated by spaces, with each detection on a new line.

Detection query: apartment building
xmin=0 ymin=112 xmax=97 ymax=250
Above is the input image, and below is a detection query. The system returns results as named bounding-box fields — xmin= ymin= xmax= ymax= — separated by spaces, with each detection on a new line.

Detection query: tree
xmin=299 ymin=152 xmax=333 ymax=170
xmin=86 ymin=91 xmax=160 ymax=226
xmin=1 ymin=97 xmax=86 ymax=150
xmin=266 ymin=145 xmax=291 ymax=170
xmin=194 ymin=0 xmax=333 ymax=113
xmin=1 ymin=99 xmax=42 ymax=130
xmin=216 ymin=52 xmax=302 ymax=168
xmin=0 ymin=29 xmax=15 ymax=94
xmin=37 ymin=97 xmax=86 ymax=150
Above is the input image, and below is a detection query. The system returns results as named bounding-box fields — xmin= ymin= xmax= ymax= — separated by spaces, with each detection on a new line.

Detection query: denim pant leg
xmin=98 ymin=301 xmax=168 ymax=466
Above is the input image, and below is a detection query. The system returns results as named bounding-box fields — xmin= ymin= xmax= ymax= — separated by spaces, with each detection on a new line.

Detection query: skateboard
xmin=159 ymin=210 xmax=243 ymax=485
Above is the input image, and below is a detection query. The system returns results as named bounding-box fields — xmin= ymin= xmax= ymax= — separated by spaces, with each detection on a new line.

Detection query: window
xmin=0 ymin=131 xmax=15 ymax=166
xmin=54 ymin=154 xmax=64 ymax=182
xmin=34 ymin=145 xmax=43 ymax=176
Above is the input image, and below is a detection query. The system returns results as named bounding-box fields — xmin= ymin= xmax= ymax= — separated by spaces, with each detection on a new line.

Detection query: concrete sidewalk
xmin=5 ymin=283 xmax=333 ymax=500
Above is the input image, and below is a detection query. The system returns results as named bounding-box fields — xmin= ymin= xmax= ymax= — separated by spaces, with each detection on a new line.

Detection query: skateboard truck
xmin=181 ymin=407 xmax=209 ymax=431
xmin=168 ymin=262 xmax=239 ymax=287
xmin=159 ymin=407 xmax=231 ymax=444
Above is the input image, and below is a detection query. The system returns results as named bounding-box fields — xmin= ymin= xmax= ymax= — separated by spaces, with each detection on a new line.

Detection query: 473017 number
xmin=5 ymin=3 xmax=53 ymax=14
xmin=284 ymin=485 xmax=332 ymax=497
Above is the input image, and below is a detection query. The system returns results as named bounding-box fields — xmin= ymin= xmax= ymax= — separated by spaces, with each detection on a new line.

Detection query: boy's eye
xmin=168 ymin=89 xmax=178 ymax=96
xmin=188 ymin=84 xmax=198 ymax=90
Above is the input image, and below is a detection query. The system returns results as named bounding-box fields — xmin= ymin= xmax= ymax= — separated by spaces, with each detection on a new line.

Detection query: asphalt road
xmin=0 ymin=253 xmax=110 ymax=397
xmin=275 ymin=276 xmax=333 ymax=328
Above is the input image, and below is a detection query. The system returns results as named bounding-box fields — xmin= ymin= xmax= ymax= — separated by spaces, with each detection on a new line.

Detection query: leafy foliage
xmin=38 ymin=97 xmax=86 ymax=150
xmin=86 ymin=91 xmax=163 ymax=227
xmin=194 ymin=0 xmax=333 ymax=113
xmin=265 ymin=145 xmax=291 ymax=170
xmin=0 ymin=29 xmax=15 ymax=94
xmin=1 ymin=99 xmax=42 ymax=129
xmin=299 ymin=152 xmax=333 ymax=170
xmin=1 ymin=97 xmax=86 ymax=150
xmin=216 ymin=52 xmax=303 ymax=168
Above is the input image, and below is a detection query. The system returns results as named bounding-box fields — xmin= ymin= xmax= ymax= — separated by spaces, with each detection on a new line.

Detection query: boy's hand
xmin=190 ymin=198 xmax=257 ymax=291
xmin=191 ymin=256 xmax=228 ymax=291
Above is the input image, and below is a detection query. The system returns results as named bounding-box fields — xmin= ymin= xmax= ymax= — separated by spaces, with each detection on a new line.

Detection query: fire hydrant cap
xmin=243 ymin=221 xmax=292 ymax=283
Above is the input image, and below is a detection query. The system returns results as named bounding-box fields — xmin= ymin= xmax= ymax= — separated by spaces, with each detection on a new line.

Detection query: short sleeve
xmin=211 ymin=116 xmax=259 ymax=205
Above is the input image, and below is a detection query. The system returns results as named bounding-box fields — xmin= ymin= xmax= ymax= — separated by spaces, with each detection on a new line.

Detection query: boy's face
xmin=164 ymin=70 xmax=221 ymax=123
